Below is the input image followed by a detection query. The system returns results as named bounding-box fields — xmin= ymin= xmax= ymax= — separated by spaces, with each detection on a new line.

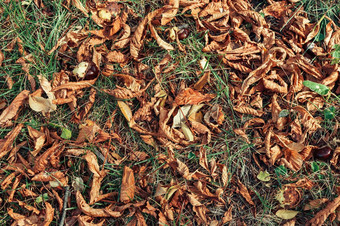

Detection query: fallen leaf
xmin=117 ymin=101 xmax=133 ymax=123
xmin=276 ymin=209 xmax=299 ymax=220
xmin=120 ymin=166 xmax=135 ymax=203
xmin=0 ymin=90 xmax=30 ymax=126
xmin=29 ymin=95 xmax=57 ymax=114
xmin=175 ymin=88 xmax=215 ymax=105
xmin=304 ymin=198 xmax=329 ymax=211
xmin=237 ymin=180 xmax=254 ymax=206
xmin=306 ymin=195 xmax=340 ymax=225
xmin=257 ymin=171 xmax=271 ymax=182
xmin=76 ymin=190 xmax=122 ymax=217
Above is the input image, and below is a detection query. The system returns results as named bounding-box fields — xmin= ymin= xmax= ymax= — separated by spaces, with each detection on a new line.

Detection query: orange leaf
xmin=120 ymin=166 xmax=135 ymax=203
xmin=175 ymin=88 xmax=215 ymax=105
xmin=0 ymin=90 xmax=30 ymax=126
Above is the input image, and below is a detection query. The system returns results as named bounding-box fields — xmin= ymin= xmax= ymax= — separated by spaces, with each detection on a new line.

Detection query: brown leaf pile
xmin=0 ymin=0 xmax=339 ymax=225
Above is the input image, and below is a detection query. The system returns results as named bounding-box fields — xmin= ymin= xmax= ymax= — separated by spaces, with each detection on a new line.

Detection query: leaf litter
xmin=0 ymin=0 xmax=339 ymax=225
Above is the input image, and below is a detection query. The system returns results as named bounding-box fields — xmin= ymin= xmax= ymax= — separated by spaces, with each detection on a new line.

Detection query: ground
xmin=0 ymin=0 xmax=339 ymax=225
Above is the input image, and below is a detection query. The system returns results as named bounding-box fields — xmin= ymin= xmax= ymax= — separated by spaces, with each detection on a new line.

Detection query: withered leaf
xmin=175 ymin=88 xmax=215 ymax=105
xmin=76 ymin=191 xmax=122 ymax=217
xmin=276 ymin=209 xmax=299 ymax=220
xmin=117 ymin=101 xmax=133 ymax=123
xmin=0 ymin=90 xmax=30 ymax=126
xmin=0 ymin=124 xmax=23 ymax=159
xmin=237 ymin=180 xmax=254 ymax=206
xmin=306 ymin=195 xmax=340 ymax=225
xmin=78 ymin=215 xmax=105 ymax=226
xmin=120 ymin=166 xmax=135 ymax=203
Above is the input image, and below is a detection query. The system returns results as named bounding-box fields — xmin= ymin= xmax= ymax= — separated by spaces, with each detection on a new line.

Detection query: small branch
xmin=58 ymin=186 xmax=70 ymax=226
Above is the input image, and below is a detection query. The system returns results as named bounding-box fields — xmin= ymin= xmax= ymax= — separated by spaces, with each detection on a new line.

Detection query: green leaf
xmin=188 ymin=152 xmax=196 ymax=160
xmin=303 ymin=80 xmax=329 ymax=95
xmin=323 ymin=106 xmax=335 ymax=120
xmin=61 ymin=127 xmax=72 ymax=139
xmin=257 ymin=170 xmax=271 ymax=182
xmin=332 ymin=44 xmax=340 ymax=58
xmin=35 ymin=193 xmax=49 ymax=203
xmin=275 ymin=165 xmax=287 ymax=177
xmin=279 ymin=109 xmax=289 ymax=118
xmin=311 ymin=161 xmax=319 ymax=172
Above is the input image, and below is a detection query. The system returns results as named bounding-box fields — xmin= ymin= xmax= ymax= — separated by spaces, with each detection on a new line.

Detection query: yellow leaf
xmin=117 ymin=101 xmax=132 ymax=122
xmin=275 ymin=209 xmax=299 ymax=220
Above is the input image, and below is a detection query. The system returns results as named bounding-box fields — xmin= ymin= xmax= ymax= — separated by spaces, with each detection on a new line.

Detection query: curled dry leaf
xmin=29 ymin=95 xmax=57 ymax=114
xmin=237 ymin=180 xmax=254 ymax=206
xmin=149 ymin=21 xmax=174 ymax=52
xmin=130 ymin=7 xmax=167 ymax=59
xmin=0 ymin=124 xmax=23 ymax=159
xmin=161 ymin=0 xmax=179 ymax=25
xmin=120 ymin=166 xmax=135 ymax=203
xmin=306 ymin=195 xmax=340 ymax=226
xmin=304 ymin=198 xmax=329 ymax=211
xmin=78 ymin=215 xmax=105 ymax=226
xmin=175 ymin=88 xmax=215 ymax=106
xmin=76 ymin=191 xmax=122 ymax=217
xmin=330 ymin=147 xmax=340 ymax=169
xmin=27 ymin=126 xmax=46 ymax=156
xmin=0 ymin=90 xmax=30 ymax=126
xmin=263 ymin=1 xmax=287 ymax=19
xmin=222 ymin=205 xmax=233 ymax=223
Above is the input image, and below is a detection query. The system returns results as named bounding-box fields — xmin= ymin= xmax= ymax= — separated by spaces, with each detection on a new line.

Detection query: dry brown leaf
xmin=130 ymin=7 xmax=167 ymax=59
xmin=106 ymin=51 xmax=128 ymax=63
xmin=76 ymin=190 xmax=122 ymax=217
xmin=175 ymin=88 xmax=215 ymax=105
xmin=29 ymin=95 xmax=57 ymax=114
xmin=78 ymin=215 xmax=105 ymax=226
xmin=161 ymin=0 xmax=179 ymax=25
xmin=43 ymin=202 xmax=55 ymax=226
xmin=120 ymin=166 xmax=135 ymax=203
xmin=175 ymin=158 xmax=191 ymax=180
xmin=306 ymin=195 xmax=340 ymax=225
xmin=52 ymin=78 xmax=97 ymax=92
xmin=194 ymin=71 xmax=210 ymax=91
xmin=187 ymin=193 xmax=208 ymax=224
xmin=149 ymin=21 xmax=174 ymax=52
xmin=27 ymin=126 xmax=46 ymax=156
xmin=16 ymin=199 xmax=40 ymax=215
xmin=0 ymin=124 xmax=23 ymax=159
xmin=221 ymin=165 xmax=228 ymax=187
xmin=83 ymin=151 xmax=101 ymax=177
xmin=0 ymin=51 xmax=4 ymax=66
xmin=304 ymin=198 xmax=329 ymax=211
xmin=263 ymin=1 xmax=287 ymax=19
xmin=32 ymin=171 xmax=65 ymax=182
xmin=237 ymin=180 xmax=254 ymax=205
xmin=222 ymin=205 xmax=233 ymax=223
xmin=113 ymin=24 xmax=131 ymax=49
xmin=0 ymin=90 xmax=30 ymax=126
xmin=199 ymin=147 xmax=209 ymax=172
xmin=72 ymin=88 xmax=96 ymax=123
xmin=330 ymin=147 xmax=340 ymax=169
xmin=33 ymin=143 xmax=63 ymax=172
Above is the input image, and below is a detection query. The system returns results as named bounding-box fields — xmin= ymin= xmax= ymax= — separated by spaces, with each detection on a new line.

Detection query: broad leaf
xmin=303 ymin=80 xmax=329 ymax=95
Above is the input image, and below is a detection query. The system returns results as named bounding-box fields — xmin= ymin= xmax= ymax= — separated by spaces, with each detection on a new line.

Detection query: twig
xmin=58 ymin=186 xmax=70 ymax=226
